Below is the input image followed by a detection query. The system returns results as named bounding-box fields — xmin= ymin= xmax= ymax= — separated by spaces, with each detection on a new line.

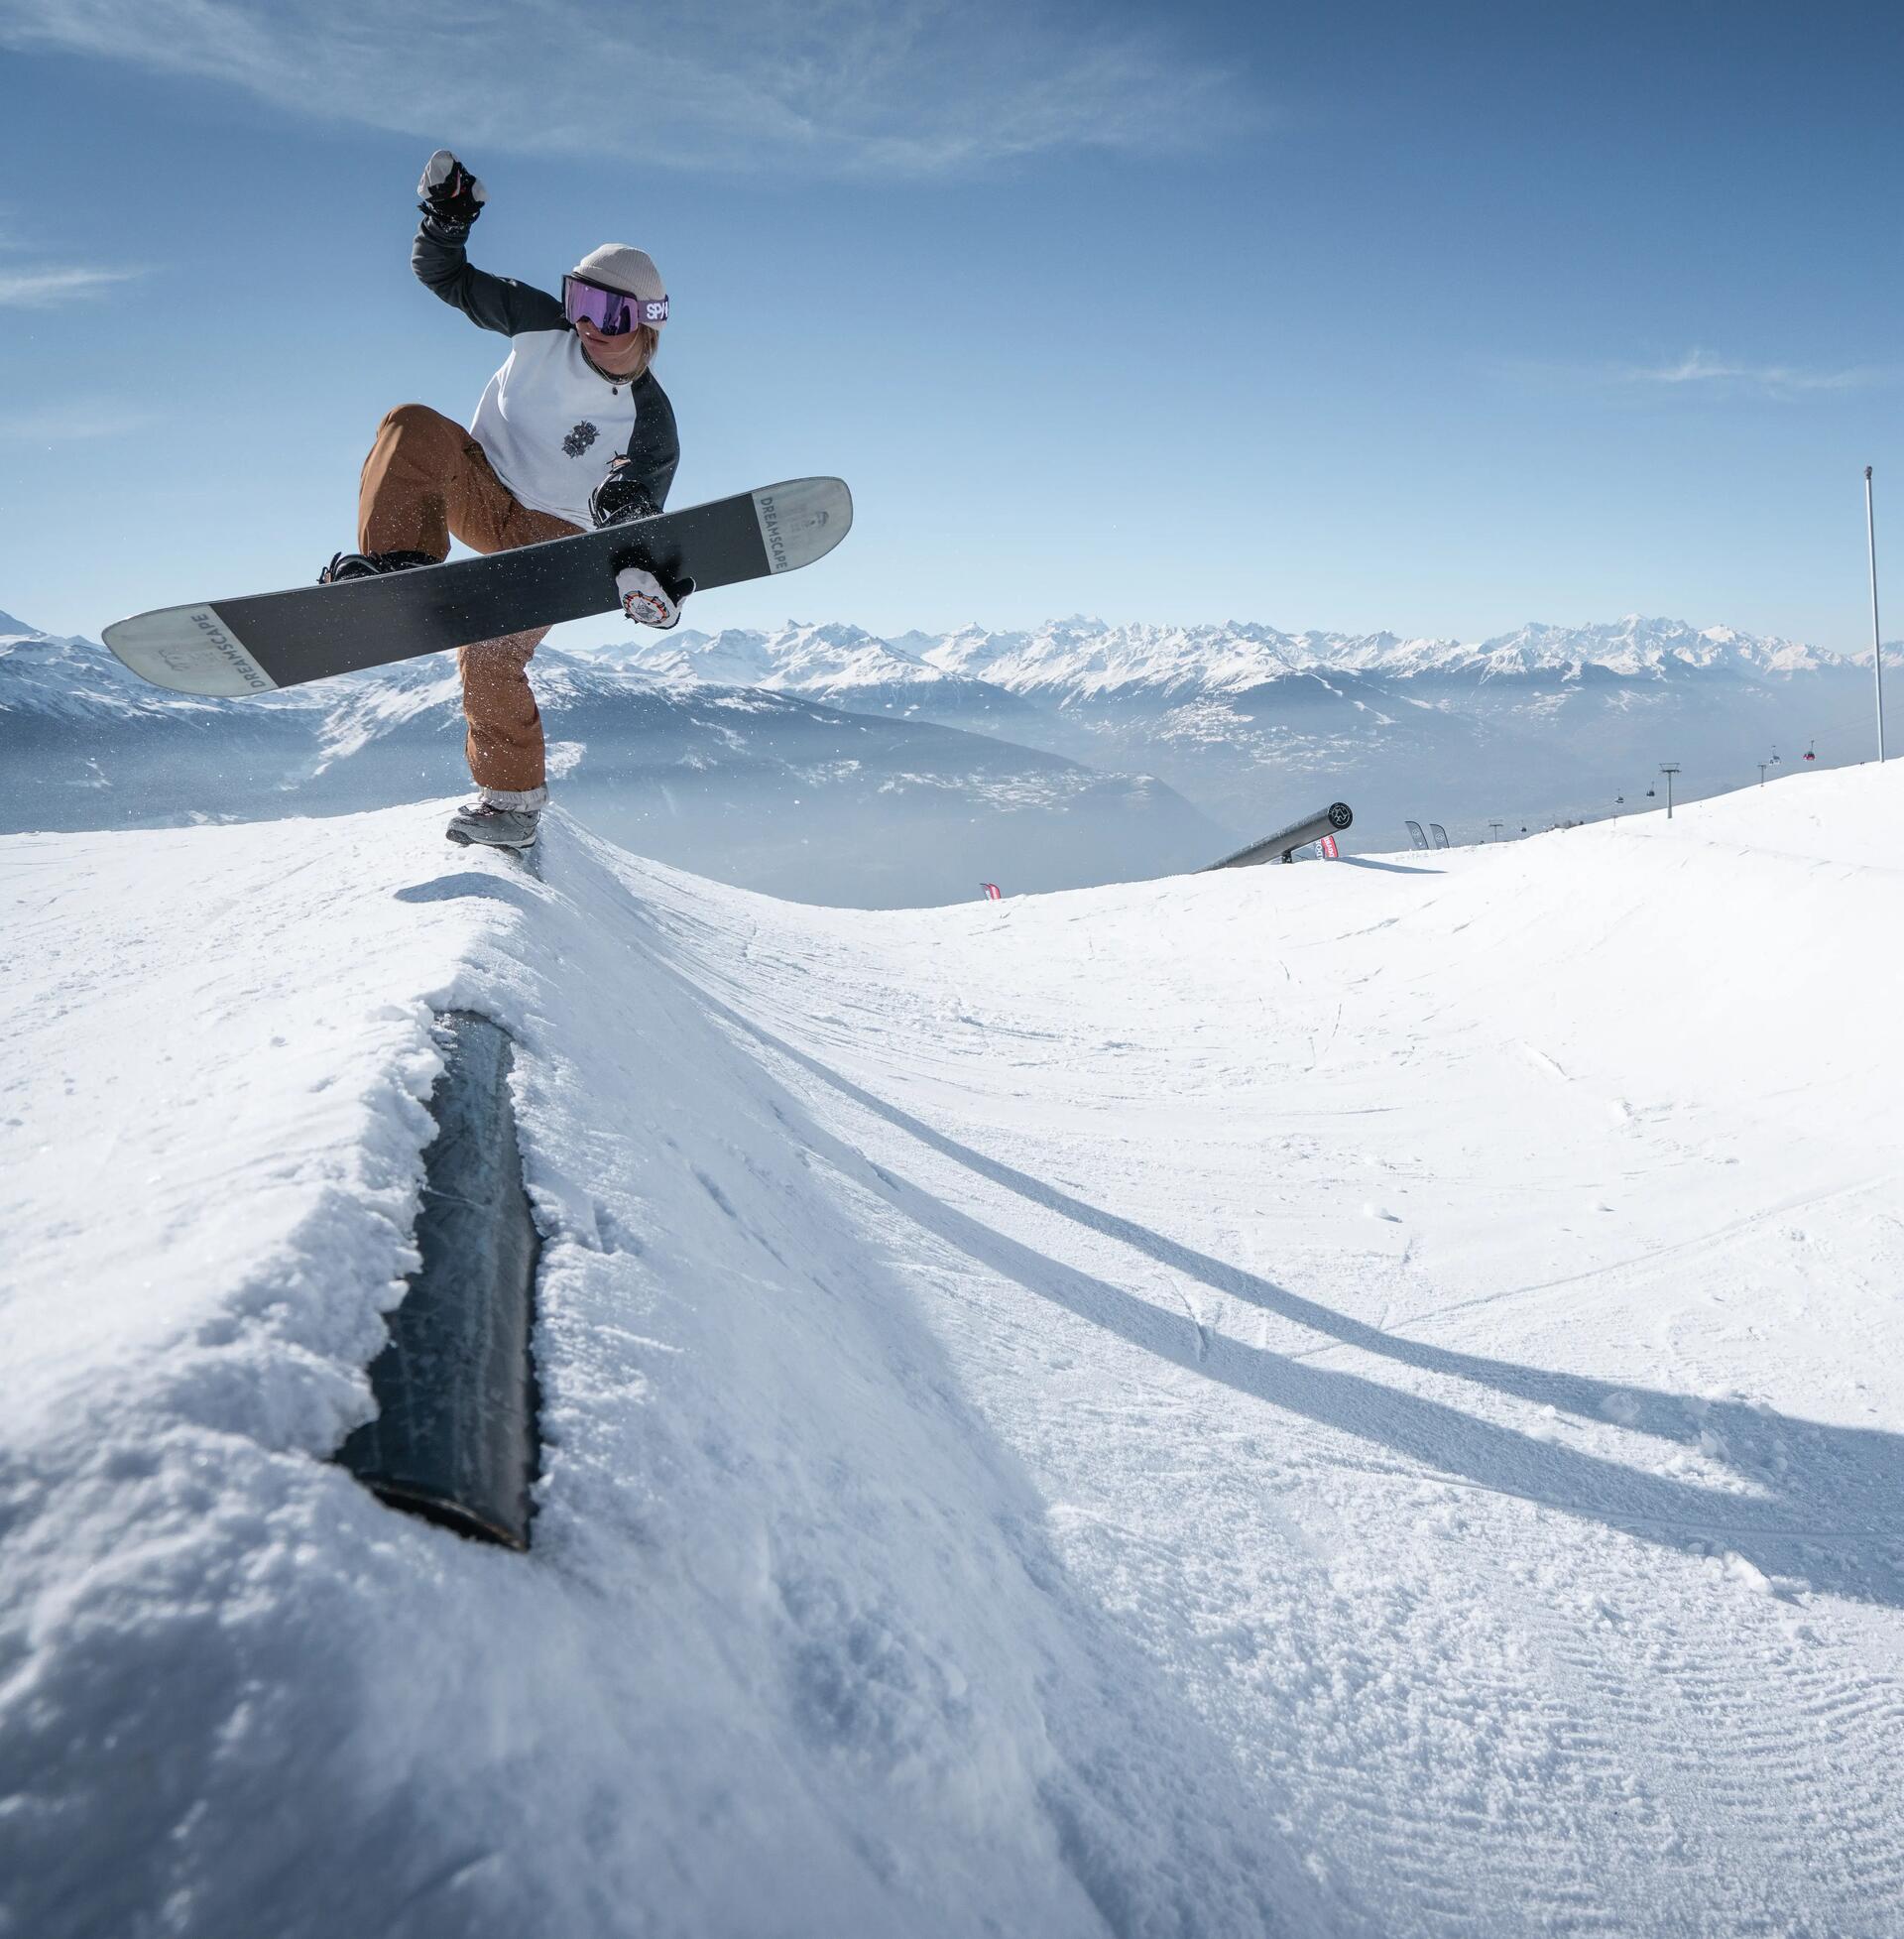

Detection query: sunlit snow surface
xmin=3 ymin=766 xmax=1903 ymax=1936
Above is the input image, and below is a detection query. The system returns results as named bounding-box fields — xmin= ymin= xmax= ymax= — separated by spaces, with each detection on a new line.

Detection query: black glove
xmin=417 ymin=150 xmax=487 ymax=230
xmin=590 ymin=462 xmax=659 ymax=529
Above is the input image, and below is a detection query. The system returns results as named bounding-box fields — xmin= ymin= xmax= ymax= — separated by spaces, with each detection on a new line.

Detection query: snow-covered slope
xmin=5 ymin=762 xmax=1902 ymax=1935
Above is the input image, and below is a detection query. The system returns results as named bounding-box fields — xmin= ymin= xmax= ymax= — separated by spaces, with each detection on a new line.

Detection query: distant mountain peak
xmin=550 ymin=610 xmax=1850 ymax=704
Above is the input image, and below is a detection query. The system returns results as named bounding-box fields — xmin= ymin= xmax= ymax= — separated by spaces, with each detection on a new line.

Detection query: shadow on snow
xmin=690 ymin=983 xmax=1904 ymax=1611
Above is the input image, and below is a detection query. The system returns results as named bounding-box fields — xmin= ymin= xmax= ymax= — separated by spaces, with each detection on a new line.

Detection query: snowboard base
xmin=104 ymin=476 xmax=851 ymax=697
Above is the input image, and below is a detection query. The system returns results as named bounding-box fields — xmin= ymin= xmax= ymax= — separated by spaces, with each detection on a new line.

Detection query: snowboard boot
xmin=445 ymin=800 xmax=541 ymax=850
xmin=318 ymin=548 xmax=436 ymax=585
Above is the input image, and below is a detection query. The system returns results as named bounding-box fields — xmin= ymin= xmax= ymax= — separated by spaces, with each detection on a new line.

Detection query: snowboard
xmin=102 ymin=476 xmax=852 ymax=697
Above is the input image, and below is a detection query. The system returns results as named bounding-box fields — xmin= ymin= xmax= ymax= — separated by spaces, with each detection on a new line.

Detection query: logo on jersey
xmin=563 ymin=422 xmax=600 ymax=458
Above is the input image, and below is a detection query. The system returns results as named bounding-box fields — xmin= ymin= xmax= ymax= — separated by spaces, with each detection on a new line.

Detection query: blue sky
xmin=1 ymin=0 xmax=1901 ymax=652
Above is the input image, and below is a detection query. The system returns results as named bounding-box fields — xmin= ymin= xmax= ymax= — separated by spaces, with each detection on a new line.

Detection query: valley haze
xmin=1 ymin=604 xmax=1877 ymax=906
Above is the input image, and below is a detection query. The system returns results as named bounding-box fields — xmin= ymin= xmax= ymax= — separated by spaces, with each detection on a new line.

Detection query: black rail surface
xmin=1204 ymin=802 xmax=1354 ymax=870
xmin=337 ymin=1011 xmax=541 ymax=1548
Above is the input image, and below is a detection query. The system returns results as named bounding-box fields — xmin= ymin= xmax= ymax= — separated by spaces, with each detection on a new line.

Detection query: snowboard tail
xmin=103 ymin=476 xmax=851 ymax=697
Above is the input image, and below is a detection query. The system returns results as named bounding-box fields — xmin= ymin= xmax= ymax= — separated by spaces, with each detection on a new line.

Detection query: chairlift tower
xmin=1660 ymin=764 xmax=1681 ymax=819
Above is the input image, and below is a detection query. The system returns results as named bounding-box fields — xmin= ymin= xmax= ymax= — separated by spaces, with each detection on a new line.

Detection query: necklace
xmin=581 ymin=343 xmax=641 ymax=389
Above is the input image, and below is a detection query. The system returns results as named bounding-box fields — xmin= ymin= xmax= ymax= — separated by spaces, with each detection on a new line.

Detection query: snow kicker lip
xmin=101 ymin=603 xmax=279 ymax=698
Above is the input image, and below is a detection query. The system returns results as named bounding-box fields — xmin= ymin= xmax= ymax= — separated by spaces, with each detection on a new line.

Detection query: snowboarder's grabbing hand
xmin=322 ymin=151 xmax=683 ymax=850
xmin=593 ymin=460 xmax=691 ymax=631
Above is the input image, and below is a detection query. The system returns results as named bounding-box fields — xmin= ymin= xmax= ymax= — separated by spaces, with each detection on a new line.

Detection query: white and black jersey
xmin=413 ymin=216 xmax=679 ymax=532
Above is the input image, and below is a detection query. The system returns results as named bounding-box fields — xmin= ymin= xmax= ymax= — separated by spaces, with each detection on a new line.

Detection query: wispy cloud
xmin=1504 ymin=347 xmax=1900 ymax=403
xmin=1619 ymin=350 xmax=1897 ymax=398
xmin=0 ymin=399 xmax=163 ymax=441
xmin=0 ymin=265 xmax=143 ymax=306
xmin=0 ymin=1 xmax=1253 ymax=177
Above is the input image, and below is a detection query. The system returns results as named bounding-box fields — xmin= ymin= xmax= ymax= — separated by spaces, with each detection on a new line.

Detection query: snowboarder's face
xmin=576 ymin=317 xmax=654 ymax=377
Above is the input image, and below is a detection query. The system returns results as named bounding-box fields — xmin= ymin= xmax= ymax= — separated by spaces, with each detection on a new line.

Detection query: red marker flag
xmin=1320 ymin=834 xmax=1340 ymax=859
xmin=981 ymin=883 xmax=1003 ymax=901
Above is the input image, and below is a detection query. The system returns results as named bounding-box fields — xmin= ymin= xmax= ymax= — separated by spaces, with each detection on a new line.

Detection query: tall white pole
xmin=1868 ymin=465 xmax=1887 ymax=763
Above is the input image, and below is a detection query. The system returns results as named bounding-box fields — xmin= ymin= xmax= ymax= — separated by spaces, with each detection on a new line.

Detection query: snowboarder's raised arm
xmin=409 ymin=151 xmax=563 ymax=338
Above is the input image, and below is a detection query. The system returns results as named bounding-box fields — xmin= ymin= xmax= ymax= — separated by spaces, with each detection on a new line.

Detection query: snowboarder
xmin=323 ymin=152 xmax=686 ymax=850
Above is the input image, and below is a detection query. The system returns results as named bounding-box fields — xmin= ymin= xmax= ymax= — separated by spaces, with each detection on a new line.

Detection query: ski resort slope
xmin=3 ymin=766 xmax=1902 ymax=1937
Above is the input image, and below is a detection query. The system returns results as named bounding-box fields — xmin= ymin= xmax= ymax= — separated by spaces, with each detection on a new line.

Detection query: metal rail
xmin=1203 ymin=801 xmax=1354 ymax=870
xmin=337 ymin=1011 xmax=541 ymax=1549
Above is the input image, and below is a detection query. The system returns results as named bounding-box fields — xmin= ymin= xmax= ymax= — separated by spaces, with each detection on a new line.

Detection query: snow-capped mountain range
xmin=603 ymin=613 xmax=1852 ymax=701
xmin=5 ymin=605 xmax=1879 ymax=895
xmin=586 ymin=613 xmax=1875 ymax=839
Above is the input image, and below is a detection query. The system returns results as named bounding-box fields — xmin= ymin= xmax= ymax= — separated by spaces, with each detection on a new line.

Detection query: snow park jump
xmin=9 ymin=16 xmax=1904 ymax=1936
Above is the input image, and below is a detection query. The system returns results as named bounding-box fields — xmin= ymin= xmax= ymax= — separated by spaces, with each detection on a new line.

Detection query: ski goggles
xmin=562 ymin=275 xmax=668 ymax=335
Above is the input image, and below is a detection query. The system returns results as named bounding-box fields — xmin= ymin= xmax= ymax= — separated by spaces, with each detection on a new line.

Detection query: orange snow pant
xmin=358 ymin=403 xmax=581 ymax=801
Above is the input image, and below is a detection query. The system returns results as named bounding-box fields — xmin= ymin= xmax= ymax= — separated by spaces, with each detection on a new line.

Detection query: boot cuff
xmin=480 ymin=784 xmax=547 ymax=811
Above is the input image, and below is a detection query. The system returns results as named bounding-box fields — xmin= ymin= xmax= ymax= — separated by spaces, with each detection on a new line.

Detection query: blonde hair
xmin=630 ymin=323 xmax=659 ymax=376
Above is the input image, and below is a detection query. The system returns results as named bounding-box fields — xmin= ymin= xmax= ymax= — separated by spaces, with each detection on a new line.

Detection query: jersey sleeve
xmin=411 ymin=217 xmax=565 ymax=337
xmin=623 ymin=374 xmax=680 ymax=510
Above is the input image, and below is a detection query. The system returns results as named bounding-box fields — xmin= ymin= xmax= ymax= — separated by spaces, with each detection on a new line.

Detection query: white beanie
xmin=571 ymin=244 xmax=665 ymax=317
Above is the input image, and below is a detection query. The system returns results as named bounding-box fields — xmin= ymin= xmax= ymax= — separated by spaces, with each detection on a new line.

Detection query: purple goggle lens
xmin=562 ymin=275 xmax=668 ymax=335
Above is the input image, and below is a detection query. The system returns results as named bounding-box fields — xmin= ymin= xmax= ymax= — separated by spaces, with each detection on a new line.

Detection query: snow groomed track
xmin=3 ymin=765 xmax=1902 ymax=1936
